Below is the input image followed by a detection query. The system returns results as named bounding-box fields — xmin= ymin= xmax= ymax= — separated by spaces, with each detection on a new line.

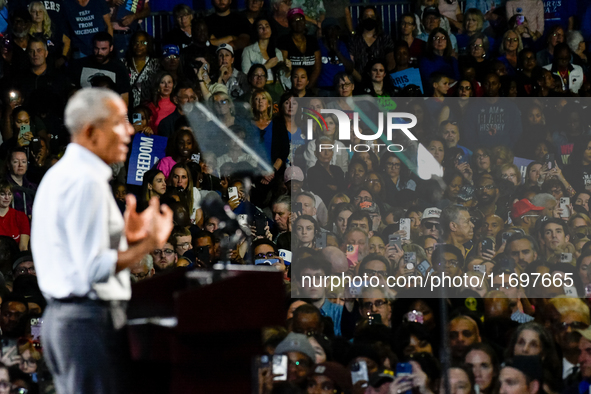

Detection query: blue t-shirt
xmin=543 ymin=0 xmax=575 ymax=30
xmin=317 ymin=39 xmax=351 ymax=89
xmin=63 ymin=0 xmax=109 ymax=56
xmin=115 ymin=0 xmax=146 ymax=30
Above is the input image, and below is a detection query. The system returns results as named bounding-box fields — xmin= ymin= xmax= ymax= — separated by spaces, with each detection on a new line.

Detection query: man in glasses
xmin=511 ymin=199 xmax=544 ymax=236
xmin=431 ymin=244 xmax=464 ymax=278
xmin=441 ymin=205 xmax=474 ymax=259
xmin=419 ymin=207 xmax=442 ymax=241
xmin=150 ymin=237 xmax=178 ymax=273
xmin=252 ymin=239 xmax=286 ymax=273
xmin=547 ymin=297 xmax=590 ymax=380
xmin=130 ymin=254 xmax=155 ymax=283
xmin=358 ymin=287 xmax=391 ymax=328
xmin=12 ymin=252 xmax=35 ymax=280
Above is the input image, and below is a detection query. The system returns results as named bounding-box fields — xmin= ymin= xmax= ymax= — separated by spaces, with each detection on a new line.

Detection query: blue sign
xmin=514 ymin=157 xmax=533 ymax=184
xmin=390 ymin=68 xmax=424 ymax=93
xmin=126 ymin=134 xmax=168 ymax=186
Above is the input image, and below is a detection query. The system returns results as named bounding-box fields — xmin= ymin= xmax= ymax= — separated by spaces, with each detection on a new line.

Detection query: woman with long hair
xmin=380 ymin=152 xmax=416 ymax=197
xmin=28 ymin=1 xmax=68 ymax=65
xmin=331 ymin=202 xmax=354 ymax=240
xmin=356 ymin=59 xmax=399 ymax=97
xmin=251 ymin=88 xmax=273 ymax=135
xmin=455 ymin=9 xmax=488 ymax=56
xmin=124 ymin=31 xmax=160 ymax=108
xmin=156 ymin=127 xmax=201 ymax=178
xmin=168 ymin=162 xmax=203 ymax=226
xmin=419 ymin=28 xmax=459 ymax=95
xmin=465 ymin=343 xmax=499 ymax=394
xmin=242 ymin=17 xmax=291 ymax=86
xmin=146 ymin=71 xmax=176 ymax=131
xmin=497 ymin=29 xmax=523 ymax=76
xmin=141 ymin=169 xmax=167 ymax=208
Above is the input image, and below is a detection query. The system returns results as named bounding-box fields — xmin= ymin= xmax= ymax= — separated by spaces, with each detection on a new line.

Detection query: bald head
xmin=322 ymin=246 xmax=348 ymax=274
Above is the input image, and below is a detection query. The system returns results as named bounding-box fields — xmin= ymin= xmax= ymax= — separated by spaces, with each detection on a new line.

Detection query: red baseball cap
xmin=511 ymin=199 xmax=544 ymax=220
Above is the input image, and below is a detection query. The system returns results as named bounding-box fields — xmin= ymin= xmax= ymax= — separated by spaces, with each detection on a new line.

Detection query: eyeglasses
xmin=338 ymin=82 xmax=352 ymax=89
xmin=165 ymin=55 xmax=179 ymax=60
xmin=386 ymin=162 xmax=401 ymax=169
xmin=502 ymin=174 xmax=517 ymax=180
xmin=354 ymin=196 xmax=372 ymax=203
xmin=367 ymin=179 xmax=381 ymax=184
xmin=505 ymin=37 xmax=519 ymax=42
xmin=364 ymin=269 xmax=388 ymax=277
xmin=133 ymin=41 xmax=148 ymax=46
xmin=253 ymin=73 xmax=266 ymax=78
xmin=255 ymin=252 xmax=277 ymax=259
xmin=437 ymin=259 xmax=458 ymax=267
xmin=16 ymin=266 xmax=35 ymax=275
xmin=178 ymin=242 xmax=191 ymax=251
xmin=133 ymin=272 xmax=150 ymax=280
xmin=434 ymin=36 xmax=447 ymax=41
xmin=153 ymin=249 xmax=174 ymax=256
xmin=459 ymin=85 xmax=472 ymax=91
xmin=423 ymin=222 xmax=440 ymax=230
xmin=552 ymin=33 xmax=564 ymax=38
xmin=555 ymin=321 xmax=588 ymax=331
xmin=362 ymin=300 xmax=387 ymax=309
xmin=20 ymin=358 xmax=37 ymax=366
xmin=470 ymin=44 xmax=484 ymax=50
xmin=477 ymin=184 xmax=495 ymax=192
xmin=424 ymin=246 xmax=434 ymax=254
xmin=215 ymin=99 xmax=229 ymax=105
xmin=474 ymin=153 xmax=489 ymax=159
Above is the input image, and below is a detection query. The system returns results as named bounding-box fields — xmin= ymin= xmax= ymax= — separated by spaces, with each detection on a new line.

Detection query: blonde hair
xmin=549 ymin=296 xmax=590 ymax=324
xmin=499 ymin=29 xmax=523 ymax=54
xmin=28 ymin=1 xmax=52 ymax=38
xmin=250 ymin=89 xmax=273 ymax=121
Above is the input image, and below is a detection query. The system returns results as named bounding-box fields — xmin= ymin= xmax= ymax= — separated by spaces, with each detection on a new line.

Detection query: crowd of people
xmin=0 ymin=0 xmax=588 ymax=393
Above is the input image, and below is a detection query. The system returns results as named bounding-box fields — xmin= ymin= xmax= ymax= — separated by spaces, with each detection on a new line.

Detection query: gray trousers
xmin=41 ymin=299 xmax=130 ymax=394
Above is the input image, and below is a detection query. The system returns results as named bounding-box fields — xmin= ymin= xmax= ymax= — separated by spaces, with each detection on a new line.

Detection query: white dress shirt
xmin=31 ymin=143 xmax=131 ymax=301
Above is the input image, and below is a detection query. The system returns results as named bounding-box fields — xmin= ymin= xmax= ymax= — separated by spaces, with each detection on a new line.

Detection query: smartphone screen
xmin=228 ymin=187 xmax=239 ymax=201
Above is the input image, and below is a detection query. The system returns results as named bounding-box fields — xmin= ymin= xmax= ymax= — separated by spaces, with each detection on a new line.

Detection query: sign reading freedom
xmin=126 ymin=134 xmax=167 ymax=186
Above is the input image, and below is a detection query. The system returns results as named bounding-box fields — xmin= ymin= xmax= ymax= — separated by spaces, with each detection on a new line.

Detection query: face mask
xmin=361 ymin=18 xmax=379 ymax=31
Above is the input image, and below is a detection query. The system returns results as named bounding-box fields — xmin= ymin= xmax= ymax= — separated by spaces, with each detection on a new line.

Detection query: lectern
xmin=126 ymin=266 xmax=286 ymax=393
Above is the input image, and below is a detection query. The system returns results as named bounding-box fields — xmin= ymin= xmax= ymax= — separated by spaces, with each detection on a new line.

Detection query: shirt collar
xmin=66 ymin=143 xmax=113 ymax=181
